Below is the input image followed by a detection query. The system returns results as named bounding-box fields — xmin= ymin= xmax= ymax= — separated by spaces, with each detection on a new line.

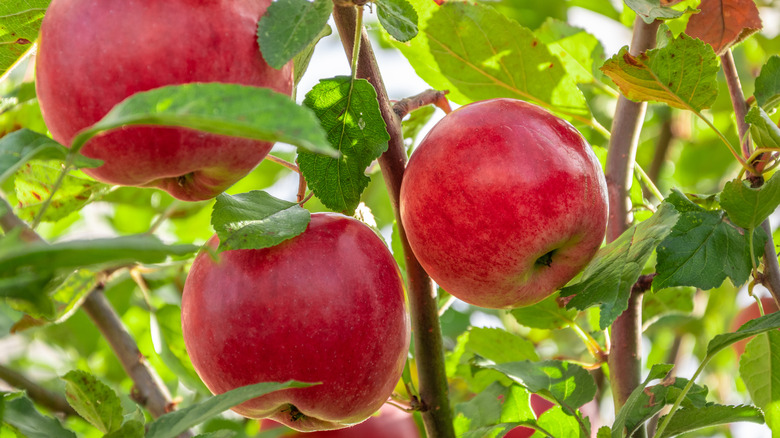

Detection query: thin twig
xmin=80 ymin=290 xmax=181 ymax=420
xmin=331 ymin=5 xmax=455 ymax=437
xmin=606 ymin=16 xmax=660 ymax=438
xmin=720 ymin=49 xmax=780 ymax=307
xmin=392 ymin=89 xmax=452 ymax=119
xmin=0 ymin=364 xmax=79 ymax=417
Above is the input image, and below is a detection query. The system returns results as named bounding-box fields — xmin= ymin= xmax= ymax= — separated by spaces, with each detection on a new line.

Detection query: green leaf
xmin=299 ymin=77 xmax=390 ymax=214
xmin=0 ymin=1 xmax=49 ymax=79
xmin=210 ymin=191 xmax=311 ymax=252
xmin=0 ymin=129 xmax=101 ymax=184
xmin=534 ymin=406 xmax=585 ymax=438
xmin=0 ymin=271 xmax=56 ymax=318
xmin=256 ymin=0 xmax=333 ymax=70
xmin=102 ymin=420 xmax=145 ymax=438
xmin=654 ymin=189 xmax=766 ymax=291
xmin=146 ymin=381 xmax=314 ymax=438
xmin=14 ymin=268 xmax=98 ymax=322
xmin=2 ymin=394 xmax=77 ymax=438
xmin=535 ymin=18 xmax=605 ymax=85
xmin=292 ymin=24 xmax=332 ymax=88
xmin=392 ymin=0 xmax=591 ymax=122
xmin=510 ymin=294 xmax=578 ymax=330
xmin=474 ymin=359 xmax=596 ymax=414
xmin=740 ymin=331 xmax=780 ymax=411
xmin=400 ymin=105 xmax=435 ymax=152
xmin=61 ymin=370 xmax=123 ymax=434
xmin=71 ymin=83 xmax=336 ymax=158
xmin=656 ymin=405 xmax=764 ymax=438
xmin=562 ymin=202 xmax=679 ymax=330
xmin=453 ymin=382 xmax=534 ymax=436
xmin=721 ymin=173 xmax=780 ymax=230
xmin=446 ymin=327 xmax=539 ymax=392
xmin=597 ymin=426 xmax=612 ymax=438
xmin=755 ymin=55 xmax=780 ymax=111
xmin=150 ymin=305 xmax=209 ymax=394
xmin=746 ymin=105 xmax=780 ymax=150
xmin=463 ymin=327 xmax=540 ymax=366
xmin=0 ymin=234 xmax=198 ymax=276
xmin=611 ymin=364 xmax=675 ymax=435
xmin=14 ymin=160 xmax=110 ymax=223
xmin=375 ymin=0 xmax=418 ymax=43
xmin=708 ymin=311 xmax=780 ymax=356
xmin=623 ymin=0 xmax=684 ymax=23
xmin=601 ymin=34 xmax=719 ymax=112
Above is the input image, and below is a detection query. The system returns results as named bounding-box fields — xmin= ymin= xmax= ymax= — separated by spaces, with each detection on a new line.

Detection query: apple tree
xmin=2 ymin=0 xmax=780 ymax=437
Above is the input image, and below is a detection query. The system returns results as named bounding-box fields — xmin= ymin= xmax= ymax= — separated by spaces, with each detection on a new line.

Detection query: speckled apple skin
xmin=181 ymin=213 xmax=410 ymax=432
xmin=35 ymin=0 xmax=293 ymax=201
xmin=400 ymin=98 xmax=608 ymax=309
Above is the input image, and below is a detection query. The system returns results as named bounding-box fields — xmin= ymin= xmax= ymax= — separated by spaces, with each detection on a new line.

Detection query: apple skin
xmin=35 ymin=0 xmax=293 ymax=201
xmin=399 ymin=98 xmax=608 ymax=309
xmin=732 ymin=297 xmax=779 ymax=356
xmin=181 ymin=213 xmax=410 ymax=432
xmin=260 ymin=405 xmax=421 ymax=437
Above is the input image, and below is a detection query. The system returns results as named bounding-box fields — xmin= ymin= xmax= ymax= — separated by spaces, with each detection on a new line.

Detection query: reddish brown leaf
xmin=687 ymin=0 xmax=762 ymax=55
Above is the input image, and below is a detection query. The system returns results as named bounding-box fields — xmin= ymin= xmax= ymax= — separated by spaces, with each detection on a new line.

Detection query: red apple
xmin=505 ymin=394 xmax=555 ymax=438
xmin=35 ymin=0 xmax=293 ymax=201
xmin=400 ymin=98 xmax=608 ymax=309
xmin=732 ymin=296 xmax=779 ymax=356
xmin=181 ymin=213 xmax=410 ymax=432
xmin=260 ymin=405 xmax=421 ymax=437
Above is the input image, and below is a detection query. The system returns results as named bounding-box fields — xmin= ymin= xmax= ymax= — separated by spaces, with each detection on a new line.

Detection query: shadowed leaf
xmin=686 ymin=0 xmax=762 ymax=55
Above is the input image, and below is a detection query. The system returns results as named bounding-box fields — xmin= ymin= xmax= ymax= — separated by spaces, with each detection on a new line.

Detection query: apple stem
xmin=331 ymin=5 xmax=456 ymax=438
xmin=264 ymin=154 xmax=308 ymax=202
xmin=605 ymin=16 xmax=660 ymax=437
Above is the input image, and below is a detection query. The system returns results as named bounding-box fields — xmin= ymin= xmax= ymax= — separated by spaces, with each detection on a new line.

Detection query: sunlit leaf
xmin=211 ymin=191 xmax=310 ymax=252
xmin=299 ymin=77 xmax=389 ymax=214
xmin=61 ymin=370 xmax=124 ymax=434
xmin=0 ymin=1 xmax=48 ymax=80
xmin=601 ymin=34 xmax=719 ymax=112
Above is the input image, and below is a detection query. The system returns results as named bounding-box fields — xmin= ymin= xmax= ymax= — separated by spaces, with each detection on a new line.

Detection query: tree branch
xmin=80 ymin=290 xmax=178 ymax=420
xmin=720 ymin=50 xmax=780 ymax=306
xmin=331 ymin=5 xmax=455 ymax=437
xmin=0 ymin=364 xmax=78 ymax=417
xmin=605 ymin=16 xmax=660 ymax=437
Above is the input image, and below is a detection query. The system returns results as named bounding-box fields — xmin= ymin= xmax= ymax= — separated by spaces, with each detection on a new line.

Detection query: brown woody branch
xmin=605 ymin=16 xmax=660 ymax=438
xmin=0 ymin=364 xmax=78 ymax=417
xmin=331 ymin=5 xmax=456 ymax=437
xmin=720 ymin=50 xmax=780 ymax=307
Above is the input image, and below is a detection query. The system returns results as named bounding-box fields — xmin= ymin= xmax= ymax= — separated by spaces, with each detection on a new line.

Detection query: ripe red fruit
xmin=732 ymin=296 xmax=779 ymax=356
xmin=35 ymin=0 xmax=293 ymax=201
xmin=181 ymin=213 xmax=410 ymax=432
xmin=400 ymin=98 xmax=608 ymax=309
xmin=260 ymin=405 xmax=421 ymax=437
